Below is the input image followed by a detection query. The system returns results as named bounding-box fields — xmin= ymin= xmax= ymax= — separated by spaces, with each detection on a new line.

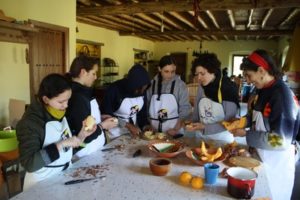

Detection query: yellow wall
xmin=0 ymin=0 xmax=76 ymax=61
xmin=76 ymin=22 xmax=154 ymax=79
xmin=153 ymin=40 xmax=278 ymax=79
xmin=0 ymin=42 xmax=29 ymax=127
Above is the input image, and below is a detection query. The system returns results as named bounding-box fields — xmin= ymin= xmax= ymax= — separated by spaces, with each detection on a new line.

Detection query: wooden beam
xmin=169 ymin=11 xmax=197 ymax=30
xmin=119 ymin=29 xmax=293 ymax=36
xmin=247 ymin=9 xmax=254 ymax=29
xmin=153 ymin=12 xmax=182 ymax=30
xmin=206 ymin=10 xmax=220 ymax=29
xmin=77 ymin=0 xmax=300 ymax=16
xmin=188 ymin=11 xmax=209 ymax=29
xmin=261 ymin=9 xmax=274 ymax=29
xmin=227 ymin=10 xmax=235 ymax=28
xmin=279 ymin=8 xmax=300 ymax=27
xmin=118 ymin=14 xmax=157 ymax=30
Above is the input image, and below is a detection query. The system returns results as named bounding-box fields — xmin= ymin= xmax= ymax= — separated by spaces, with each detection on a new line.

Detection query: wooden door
xmin=170 ymin=53 xmax=187 ymax=82
xmin=28 ymin=20 xmax=69 ymax=102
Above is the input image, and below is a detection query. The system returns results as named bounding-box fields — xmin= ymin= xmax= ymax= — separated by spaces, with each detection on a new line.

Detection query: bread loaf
xmin=85 ymin=116 xmax=96 ymax=131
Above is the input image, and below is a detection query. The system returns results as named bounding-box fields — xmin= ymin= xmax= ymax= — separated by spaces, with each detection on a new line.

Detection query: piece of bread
xmin=85 ymin=116 xmax=96 ymax=131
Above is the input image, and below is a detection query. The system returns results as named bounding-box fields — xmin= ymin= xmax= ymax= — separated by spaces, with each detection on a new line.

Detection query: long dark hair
xmin=38 ymin=73 xmax=71 ymax=103
xmin=67 ymin=54 xmax=99 ymax=79
xmin=156 ymin=55 xmax=177 ymax=100
xmin=240 ymin=49 xmax=282 ymax=79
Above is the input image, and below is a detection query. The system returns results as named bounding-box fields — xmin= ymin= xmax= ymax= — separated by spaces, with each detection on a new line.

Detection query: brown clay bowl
xmin=149 ymin=157 xmax=172 ymax=176
xmin=148 ymin=140 xmax=184 ymax=158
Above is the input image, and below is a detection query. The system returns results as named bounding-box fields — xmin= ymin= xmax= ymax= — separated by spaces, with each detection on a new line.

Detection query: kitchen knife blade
xmin=64 ymin=176 xmax=106 ymax=185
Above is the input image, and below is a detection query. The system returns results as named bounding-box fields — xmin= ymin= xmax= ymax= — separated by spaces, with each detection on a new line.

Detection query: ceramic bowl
xmin=0 ymin=130 xmax=18 ymax=152
xmin=149 ymin=158 xmax=172 ymax=176
xmin=185 ymin=147 xmax=227 ymax=166
xmin=148 ymin=140 xmax=184 ymax=158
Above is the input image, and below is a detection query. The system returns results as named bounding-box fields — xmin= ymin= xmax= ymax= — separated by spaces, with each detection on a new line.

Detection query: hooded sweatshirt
xmin=102 ymin=64 xmax=151 ymax=128
xmin=146 ymin=74 xmax=191 ymax=120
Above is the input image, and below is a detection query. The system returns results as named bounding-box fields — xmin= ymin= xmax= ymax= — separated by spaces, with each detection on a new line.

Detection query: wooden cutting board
xmin=228 ymin=156 xmax=261 ymax=170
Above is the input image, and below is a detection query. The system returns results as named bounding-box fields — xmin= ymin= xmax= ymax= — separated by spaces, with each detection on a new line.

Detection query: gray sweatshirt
xmin=146 ymin=74 xmax=192 ymax=120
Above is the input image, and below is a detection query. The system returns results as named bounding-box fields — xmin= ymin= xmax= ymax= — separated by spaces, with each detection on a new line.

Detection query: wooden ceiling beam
xmin=169 ymin=12 xmax=197 ymax=30
xmin=153 ymin=12 xmax=182 ymax=30
xmin=261 ymin=8 xmax=273 ymax=29
xmin=119 ymin=29 xmax=293 ymax=36
xmin=188 ymin=11 xmax=209 ymax=30
xmin=279 ymin=8 xmax=300 ymax=27
xmin=117 ymin=14 xmax=157 ymax=30
xmin=227 ymin=10 xmax=235 ymax=29
xmin=77 ymin=0 xmax=300 ymax=16
xmin=206 ymin=10 xmax=220 ymax=29
xmin=247 ymin=9 xmax=254 ymax=29
xmin=135 ymin=13 xmax=169 ymax=30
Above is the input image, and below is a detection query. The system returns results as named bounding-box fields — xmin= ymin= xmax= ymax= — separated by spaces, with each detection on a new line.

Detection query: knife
xmin=101 ymin=147 xmax=116 ymax=152
xmin=64 ymin=176 xmax=106 ymax=185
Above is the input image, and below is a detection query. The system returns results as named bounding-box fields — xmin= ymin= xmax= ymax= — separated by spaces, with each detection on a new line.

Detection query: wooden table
xmin=11 ymin=135 xmax=271 ymax=200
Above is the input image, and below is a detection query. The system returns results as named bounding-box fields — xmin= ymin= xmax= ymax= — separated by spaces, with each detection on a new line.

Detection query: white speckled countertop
xmin=11 ymin=135 xmax=271 ymax=200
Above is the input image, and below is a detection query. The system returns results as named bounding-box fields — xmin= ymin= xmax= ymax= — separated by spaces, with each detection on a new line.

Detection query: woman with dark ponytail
xmin=231 ymin=49 xmax=300 ymax=200
xmin=147 ymin=55 xmax=191 ymax=136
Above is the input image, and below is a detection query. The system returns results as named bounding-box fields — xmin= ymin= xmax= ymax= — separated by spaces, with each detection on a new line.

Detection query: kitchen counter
xmin=11 ymin=135 xmax=271 ymax=200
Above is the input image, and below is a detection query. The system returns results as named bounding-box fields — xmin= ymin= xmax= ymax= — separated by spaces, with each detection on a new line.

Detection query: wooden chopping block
xmin=229 ymin=156 xmax=261 ymax=171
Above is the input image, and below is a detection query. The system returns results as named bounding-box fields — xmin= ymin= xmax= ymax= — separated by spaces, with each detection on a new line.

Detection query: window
xmin=232 ymin=54 xmax=247 ymax=76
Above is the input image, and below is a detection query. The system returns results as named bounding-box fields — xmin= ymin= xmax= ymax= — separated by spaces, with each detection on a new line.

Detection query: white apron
xmin=196 ymin=97 xmax=234 ymax=146
xmin=108 ymin=96 xmax=144 ymax=139
xmin=75 ymin=99 xmax=106 ymax=158
xmin=252 ymin=110 xmax=295 ymax=200
xmin=149 ymin=93 xmax=179 ymax=132
xmin=23 ymin=117 xmax=73 ymax=191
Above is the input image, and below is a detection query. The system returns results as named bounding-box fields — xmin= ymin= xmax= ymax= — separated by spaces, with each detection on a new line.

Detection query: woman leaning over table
xmin=65 ymin=55 xmax=118 ymax=158
xmin=186 ymin=53 xmax=240 ymax=145
xmin=231 ymin=49 xmax=300 ymax=200
xmin=146 ymin=55 xmax=191 ymax=136
xmin=16 ymin=74 xmax=96 ymax=190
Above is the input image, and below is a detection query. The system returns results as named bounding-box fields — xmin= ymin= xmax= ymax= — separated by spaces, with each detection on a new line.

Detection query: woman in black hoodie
xmin=102 ymin=64 xmax=150 ymax=139
xmin=66 ymin=55 xmax=117 ymax=158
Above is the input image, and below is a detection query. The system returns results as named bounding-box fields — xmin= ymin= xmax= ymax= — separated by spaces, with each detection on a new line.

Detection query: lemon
xmin=179 ymin=171 xmax=192 ymax=185
xmin=191 ymin=176 xmax=204 ymax=189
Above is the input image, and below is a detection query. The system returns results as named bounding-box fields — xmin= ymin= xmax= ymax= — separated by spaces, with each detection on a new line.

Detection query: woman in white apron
xmin=147 ymin=55 xmax=191 ymax=135
xmin=66 ymin=55 xmax=118 ymax=158
xmin=16 ymin=74 xmax=96 ymax=190
xmin=232 ymin=49 xmax=300 ymax=200
xmin=187 ymin=53 xmax=240 ymax=146
xmin=102 ymin=64 xmax=151 ymax=139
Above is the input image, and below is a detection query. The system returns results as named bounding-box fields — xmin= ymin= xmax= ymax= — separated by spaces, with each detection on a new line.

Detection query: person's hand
xmin=101 ymin=114 xmax=112 ymax=121
xmin=56 ymin=136 xmax=82 ymax=150
xmin=125 ymin=123 xmax=141 ymax=138
xmin=185 ymin=122 xmax=205 ymax=131
xmin=166 ymin=128 xmax=179 ymax=136
xmin=230 ymin=128 xmax=246 ymax=137
xmin=101 ymin=117 xmax=118 ymax=130
xmin=77 ymin=120 xmax=97 ymax=141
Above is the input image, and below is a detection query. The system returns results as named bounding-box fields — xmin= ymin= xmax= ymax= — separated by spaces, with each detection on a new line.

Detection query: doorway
xmin=170 ymin=52 xmax=187 ymax=82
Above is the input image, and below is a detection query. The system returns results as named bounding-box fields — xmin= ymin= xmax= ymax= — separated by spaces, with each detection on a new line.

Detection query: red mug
xmin=227 ymin=167 xmax=257 ymax=199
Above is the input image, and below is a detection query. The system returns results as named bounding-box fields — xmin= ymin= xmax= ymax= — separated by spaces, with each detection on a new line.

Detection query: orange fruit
xmin=191 ymin=176 xmax=204 ymax=189
xmin=179 ymin=171 xmax=192 ymax=185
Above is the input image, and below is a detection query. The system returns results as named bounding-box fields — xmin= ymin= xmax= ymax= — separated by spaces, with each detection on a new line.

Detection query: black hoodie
xmin=102 ymin=64 xmax=150 ymax=128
